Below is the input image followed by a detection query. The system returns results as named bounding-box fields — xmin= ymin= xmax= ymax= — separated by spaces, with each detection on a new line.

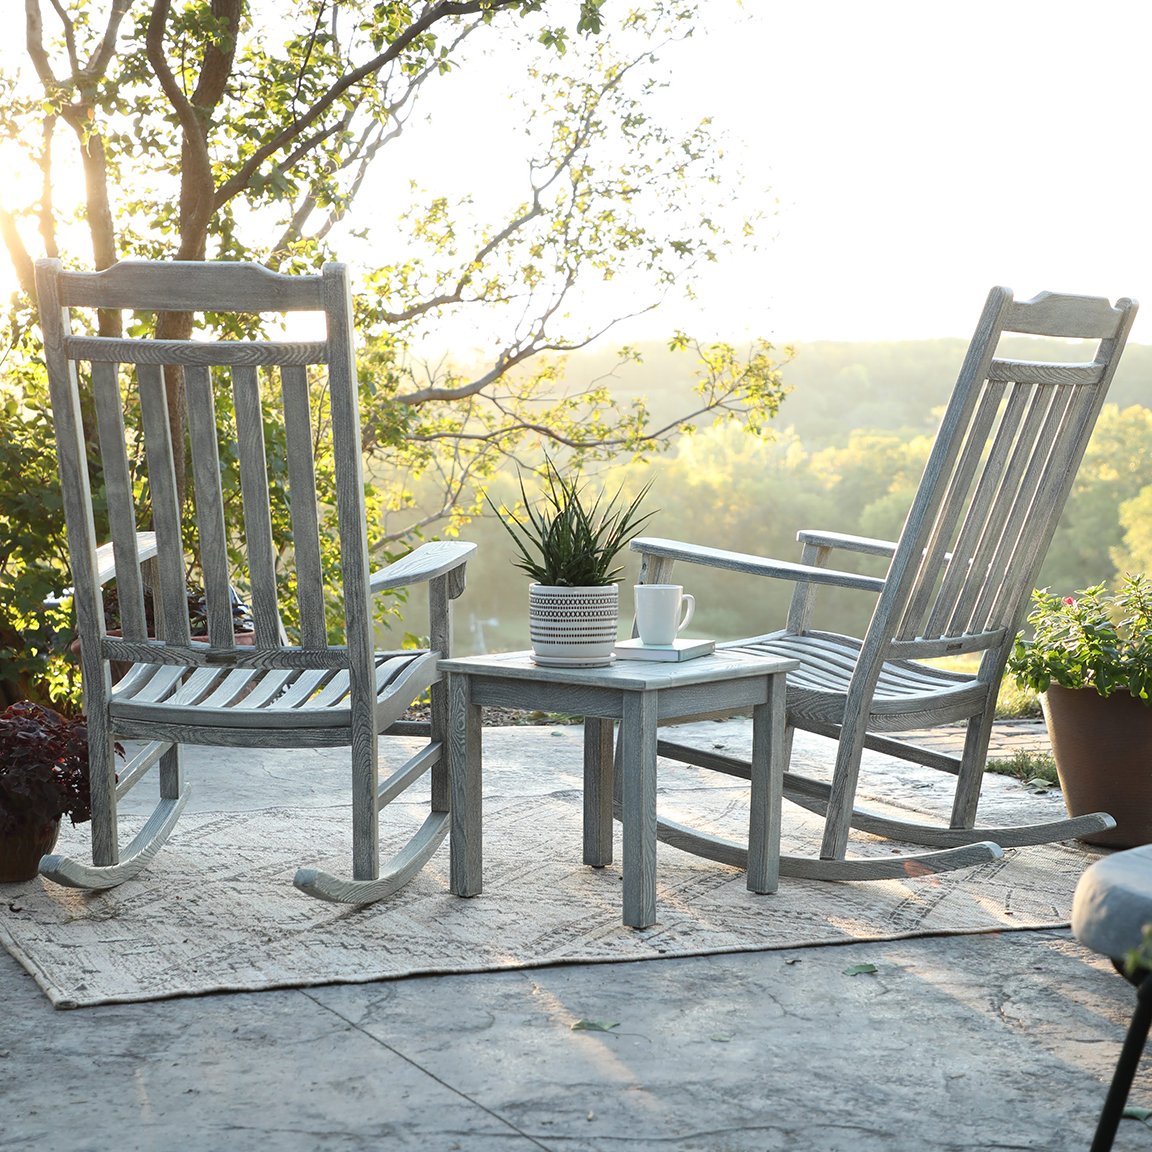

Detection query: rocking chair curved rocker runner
xmin=36 ymin=258 xmax=475 ymax=903
xmin=633 ymin=286 xmax=1137 ymax=881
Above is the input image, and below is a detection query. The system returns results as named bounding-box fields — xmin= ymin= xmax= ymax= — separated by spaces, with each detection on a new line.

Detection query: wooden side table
xmin=440 ymin=650 xmax=797 ymax=928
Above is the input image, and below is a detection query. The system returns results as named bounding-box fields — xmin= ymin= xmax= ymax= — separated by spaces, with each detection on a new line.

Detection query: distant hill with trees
xmin=425 ymin=337 xmax=1152 ymax=656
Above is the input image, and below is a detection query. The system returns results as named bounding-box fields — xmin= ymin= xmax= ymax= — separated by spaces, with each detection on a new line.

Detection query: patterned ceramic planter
xmin=529 ymin=584 xmax=619 ymax=667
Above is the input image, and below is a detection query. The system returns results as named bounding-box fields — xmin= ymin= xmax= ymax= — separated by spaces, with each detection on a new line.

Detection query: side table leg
xmin=583 ymin=718 xmax=615 ymax=867
xmin=448 ymin=672 xmax=483 ymax=897
xmin=747 ymin=674 xmax=785 ymax=894
xmin=621 ymin=691 xmax=658 ymax=929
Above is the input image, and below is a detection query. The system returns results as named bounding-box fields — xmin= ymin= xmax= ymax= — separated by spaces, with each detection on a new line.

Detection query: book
xmin=613 ymin=637 xmax=715 ymax=662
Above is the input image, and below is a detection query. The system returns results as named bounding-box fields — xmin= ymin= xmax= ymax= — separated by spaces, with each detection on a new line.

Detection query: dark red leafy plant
xmin=0 ymin=701 xmax=115 ymax=835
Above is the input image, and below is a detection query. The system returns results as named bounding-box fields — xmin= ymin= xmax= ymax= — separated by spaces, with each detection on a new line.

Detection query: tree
xmin=0 ymin=0 xmax=787 ymax=703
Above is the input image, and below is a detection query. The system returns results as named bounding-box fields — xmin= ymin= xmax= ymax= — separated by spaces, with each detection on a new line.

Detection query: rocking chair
xmin=633 ymin=286 xmax=1137 ymax=880
xmin=36 ymin=258 xmax=474 ymax=903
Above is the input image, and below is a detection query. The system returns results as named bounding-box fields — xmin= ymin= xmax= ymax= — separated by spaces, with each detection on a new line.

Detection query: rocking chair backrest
xmin=875 ymin=287 xmax=1138 ymax=664
xmin=36 ymin=260 xmax=376 ymax=702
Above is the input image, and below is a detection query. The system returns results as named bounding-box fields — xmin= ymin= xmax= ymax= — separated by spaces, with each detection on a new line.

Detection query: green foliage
xmin=1125 ymin=922 xmax=1152 ymax=979
xmin=984 ymin=750 xmax=1059 ymax=787
xmin=490 ymin=460 xmax=654 ymax=586
xmin=1006 ymin=575 xmax=1152 ymax=701
xmin=3 ymin=2 xmax=798 ymax=699
xmin=0 ymin=701 xmax=110 ymax=833
xmin=0 ymin=356 xmax=80 ymax=708
xmin=994 ymin=679 xmax=1042 ymax=720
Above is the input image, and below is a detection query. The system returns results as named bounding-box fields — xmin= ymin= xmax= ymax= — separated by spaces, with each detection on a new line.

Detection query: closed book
xmin=613 ymin=637 xmax=715 ymax=662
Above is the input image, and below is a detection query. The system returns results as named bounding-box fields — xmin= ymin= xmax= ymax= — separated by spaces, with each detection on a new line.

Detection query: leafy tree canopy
xmin=0 ymin=0 xmax=788 ymax=705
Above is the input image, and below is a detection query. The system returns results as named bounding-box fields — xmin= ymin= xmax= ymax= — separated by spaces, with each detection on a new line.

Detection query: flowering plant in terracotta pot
xmin=0 ymin=701 xmax=119 ymax=881
xmin=1006 ymin=574 xmax=1152 ymax=847
xmin=1006 ymin=575 xmax=1152 ymax=700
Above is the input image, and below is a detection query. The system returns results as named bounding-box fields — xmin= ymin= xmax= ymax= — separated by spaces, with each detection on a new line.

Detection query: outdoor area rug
xmin=0 ymin=722 xmax=1098 ymax=1009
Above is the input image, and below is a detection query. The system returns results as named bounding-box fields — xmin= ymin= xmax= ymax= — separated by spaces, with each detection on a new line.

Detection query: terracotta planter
xmin=0 ymin=818 xmax=61 ymax=882
xmin=1041 ymin=683 xmax=1152 ymax=848
xmin=528 ymin=584 xmax=619 ymax=667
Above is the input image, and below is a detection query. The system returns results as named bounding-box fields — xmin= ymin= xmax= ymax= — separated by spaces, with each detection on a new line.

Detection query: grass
xmin=984 ymin=748 xmax=1060 ymax=789
xmin=926 ymin=653 xmax=1043 ymax=719
xmin=925 ymin=653 xmax=1056 ymax=787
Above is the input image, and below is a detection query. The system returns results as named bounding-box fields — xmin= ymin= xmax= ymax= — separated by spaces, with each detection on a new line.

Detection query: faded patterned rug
xmin=0 ymin=722 xmax=1098 ymax=1009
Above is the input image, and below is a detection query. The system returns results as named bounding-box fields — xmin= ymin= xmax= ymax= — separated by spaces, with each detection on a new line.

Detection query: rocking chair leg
xmin=159 ymin=742 xmax=184 ymax=801
xmin=950 ymin=706 xmax=997 ymax=829
xmin=1091 ymin=972 xmax=1152 ymax=1152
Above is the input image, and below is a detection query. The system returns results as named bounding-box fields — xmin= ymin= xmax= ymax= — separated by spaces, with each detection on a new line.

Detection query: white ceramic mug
xmin=634 ymin=584 xmax=695 ymax=646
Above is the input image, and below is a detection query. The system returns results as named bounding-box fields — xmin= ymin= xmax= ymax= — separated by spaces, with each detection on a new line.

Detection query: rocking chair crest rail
xmin=36 ymin=257 xmax=475 ymax=903
xmin=632 ymin=285 xmax=1138 ymax=879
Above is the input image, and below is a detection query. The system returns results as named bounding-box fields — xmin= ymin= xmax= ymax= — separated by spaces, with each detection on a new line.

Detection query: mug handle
xmin=678 ymin=593 xmax=695 ymax=634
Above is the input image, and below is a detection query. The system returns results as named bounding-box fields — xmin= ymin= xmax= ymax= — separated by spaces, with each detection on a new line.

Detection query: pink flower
xmin=1064 ymin=597 xmax=1076 ymax=606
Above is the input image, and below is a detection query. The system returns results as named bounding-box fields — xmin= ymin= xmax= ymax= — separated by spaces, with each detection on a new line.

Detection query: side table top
xmin=439 ymin=649 xmax=797 ymax=691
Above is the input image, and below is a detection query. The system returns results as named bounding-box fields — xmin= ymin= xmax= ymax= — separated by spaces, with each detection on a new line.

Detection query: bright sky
xmin=2 ymin=1 xmax=1150 ymax=346
xmin=645 ymin=0 xmax=1152 ymax=346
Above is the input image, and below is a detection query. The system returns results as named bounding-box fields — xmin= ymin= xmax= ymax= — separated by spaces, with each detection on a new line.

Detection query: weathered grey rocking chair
xmin=633 ymin=286 xmax=1137 ymax=880
xmin=36 ymin=258 xmax=475 ymax=903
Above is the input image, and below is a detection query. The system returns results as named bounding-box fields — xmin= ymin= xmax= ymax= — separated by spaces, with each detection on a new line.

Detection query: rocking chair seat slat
xmin=728 ymin=634 xmax=989 ymax=721
xmin=110 ymin=651 xmax=438 ymax=732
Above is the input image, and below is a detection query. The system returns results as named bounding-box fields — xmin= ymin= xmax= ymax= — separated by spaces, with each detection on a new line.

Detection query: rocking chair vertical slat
xmin=984 ymin=374 xmax=1101 ymax=630
xmin=185 ymin=364 xmax=236 ymax=647
xmin=940 ymin=383 xmax=1044 ymax=637
xmin=137 ymin=362 xmax=192 ymax=647
xmin=280 ymin=364 xmax=328 ymax=650
xmin=966 ymin=382 xmax=1074 ymax=632
xmin=91 ymin=359 xmax=149 ymax=641
xmin=38 ymin=266 xmax=120 ymax=865
xmin=896 ymin=377 xmax=1010 ymax=640
xmin=231 ymin=363 xmax=282 ymax=648
xmin=321 ymin=264 xmax=380 ymax=883
xmin=926 ymin=380 xmax=1049 ymax=639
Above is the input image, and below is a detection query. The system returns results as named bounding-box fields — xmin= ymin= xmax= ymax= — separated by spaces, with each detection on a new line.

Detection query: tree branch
xmin=24 ymin=1 xmax=62 ymax=90
xmin=37 ymin=115 xmax=59 ymax=259
xmin=212 ymin=0 xmax=521 ymax=210
xmin=81 ymin=0 xmax=133 ymax=81
xmin=190 ymin=0 xmax=242 ymax=108
xmin=0 ymin=205 xmax=36 ymax=300
xmin=147 ymin=0 xmax=240 ymax=258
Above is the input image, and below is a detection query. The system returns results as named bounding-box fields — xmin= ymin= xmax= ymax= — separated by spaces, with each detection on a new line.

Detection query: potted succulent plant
xmin=490 ymin=461 xmax=654 ymax=666
xmin=1006 ymin=574 xmax=1152 ymax=847
xmin=0 ymin=701 xmax=115 ymax=882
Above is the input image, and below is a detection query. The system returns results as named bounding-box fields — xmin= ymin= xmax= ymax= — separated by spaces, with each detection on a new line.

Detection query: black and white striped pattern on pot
xmin=528 ymin=584 xmax=619 ymax=666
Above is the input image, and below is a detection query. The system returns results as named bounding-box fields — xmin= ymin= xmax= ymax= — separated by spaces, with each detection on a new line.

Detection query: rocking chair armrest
xmin=630 ymin=537 xmax=886 ymax=593
xmin=94 ymin=532 xmax=159 ymax=586
xmin=369 ymin=540 xmax=477 ymax=595
xmin=794 ymin=529 xmax=898 ymax=559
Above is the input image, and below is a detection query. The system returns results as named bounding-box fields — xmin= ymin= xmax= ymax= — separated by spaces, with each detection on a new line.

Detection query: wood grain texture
xmin=621 ymin=689 xmax=659 ymax=928
xmin=443 ymin=650 xmax=792 ymax=926
xmin=35 ymin=257 xmax=475 ymax=904
xmin=55 ymin=260 xmax=326 ymax=311
xmin=583 ymin=717 xmax=615 ymax=867
xmin=38 ymin=791 xmax=189 ymax=890
xmin=448 ymin=671 xmax=483 ymax=898
xmin=631 ymin=537 xmax=887 ymax=594
xmin=66 ymin=335 xmax=330 ymax=366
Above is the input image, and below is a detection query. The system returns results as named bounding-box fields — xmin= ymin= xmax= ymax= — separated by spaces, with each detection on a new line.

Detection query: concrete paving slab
xmin=3 ymin=721 xmax=1151 ymax=1151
